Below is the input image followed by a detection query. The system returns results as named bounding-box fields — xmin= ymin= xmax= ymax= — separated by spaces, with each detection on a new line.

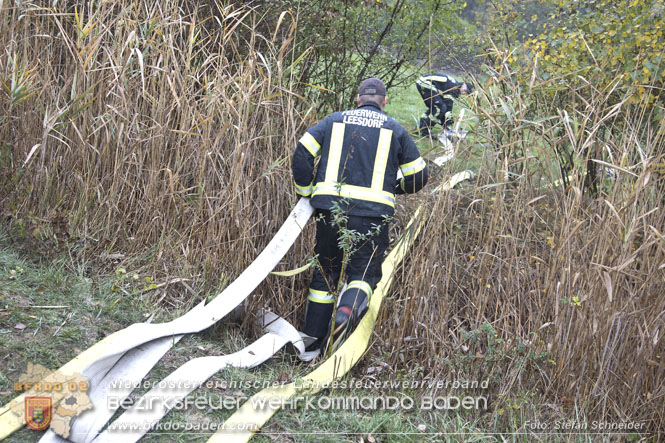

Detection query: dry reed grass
xmin=378 ymin=67 xmax=665 ymax=434
xmin=1 ymin=0 xmax=663 ymax=435
xmin=0 ymin=0 xmax=314 ymax=313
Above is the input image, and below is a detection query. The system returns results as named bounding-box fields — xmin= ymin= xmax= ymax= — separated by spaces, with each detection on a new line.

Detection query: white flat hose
xmin=431 ymin=170 xmax=476 ymax=193
xmin=0 ymin=198 xmax=314 ymax=440
xmin=434 ymin=108 xmax=466 ymax=166
xmin=90 ymin=311 xmax=303 ymax=443
xmin=37 ymin=334 xmax=186 ymax=443
xmin=4 ymin=174 xmax=470 ymax=442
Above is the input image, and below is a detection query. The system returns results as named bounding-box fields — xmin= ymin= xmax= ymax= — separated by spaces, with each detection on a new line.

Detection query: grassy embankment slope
xmin=2 ymin=1 xmax=662 ymax=441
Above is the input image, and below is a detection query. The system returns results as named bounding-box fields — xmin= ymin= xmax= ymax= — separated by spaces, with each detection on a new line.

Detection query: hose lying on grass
xmin=0 ymin=198 xmax=314 ymax=441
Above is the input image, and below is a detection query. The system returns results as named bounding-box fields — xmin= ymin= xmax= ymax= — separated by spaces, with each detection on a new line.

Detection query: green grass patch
xmin=386 ymin=81 xmax=487 ymax=184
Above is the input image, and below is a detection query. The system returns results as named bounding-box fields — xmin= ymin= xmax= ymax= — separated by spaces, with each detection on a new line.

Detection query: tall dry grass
xmin=0 ymin=0 xmax=314 ymax=311
xmin=378 ymin=65 xmax=665 ymax=433
xmin=1 ymin=0 xmax=664 ymax=435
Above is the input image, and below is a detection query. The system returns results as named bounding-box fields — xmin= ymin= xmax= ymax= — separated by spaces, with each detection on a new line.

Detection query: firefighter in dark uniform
xmin=292 ymin=77 xmax=428 ymax=351
xmin=416 ymin=72 xmax=473 ymax=137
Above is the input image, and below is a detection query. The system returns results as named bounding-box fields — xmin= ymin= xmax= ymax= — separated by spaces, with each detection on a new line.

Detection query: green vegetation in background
xmin=268 ymin=0 xmax=472 ymax=112
xmin=462 ymin=0 xmax=553 ymax=48
xmin=386 ymin=75 xmax=484 ymax=174
xmin=524 ymin=0 xmax=664 ymax=109
xmin=463 ymin=0 xmax=665 ymax=193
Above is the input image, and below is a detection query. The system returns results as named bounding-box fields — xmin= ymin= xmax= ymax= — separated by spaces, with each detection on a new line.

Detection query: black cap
xmin=465 ymin=82 xmax=474 ymax=93
xmin=359 ymin=78 xmax=386 ymax=96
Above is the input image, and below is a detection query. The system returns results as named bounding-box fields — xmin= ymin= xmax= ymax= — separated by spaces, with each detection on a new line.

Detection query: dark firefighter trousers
xmin=304 ymin=209 xmax=390 ymax=340
xmin=416 ymin=83 xmax=452 ymax=130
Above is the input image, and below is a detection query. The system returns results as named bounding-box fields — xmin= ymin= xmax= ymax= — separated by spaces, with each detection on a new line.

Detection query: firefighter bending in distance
xmin=291 ymin=78 xmax=428 ymax=352
xmin=416 ymin=72 xmax=473 ymax=138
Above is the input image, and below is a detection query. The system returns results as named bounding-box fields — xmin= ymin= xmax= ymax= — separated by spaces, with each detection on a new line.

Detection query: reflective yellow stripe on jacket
xmin=371 ymin=129 xmax=392 ymax=190
xmin=299 ymin=132 xmax=321 ymax=157
xmin=400 ymin=157 xmax=426 ymax=177
xmin=417 ymin=75 xmax=446 ymax=90
xmin=417 ymin=75 xmax=457 ymax=99
xmin=313 ymin=183 xmax=395 ymax=207
xmin=324 ymin=123 xmax=346 ymax=182
xmin=313 ymin=123 xmax=395 ymax=208
xmin=294 ymin=180 xmax=313 ymax=197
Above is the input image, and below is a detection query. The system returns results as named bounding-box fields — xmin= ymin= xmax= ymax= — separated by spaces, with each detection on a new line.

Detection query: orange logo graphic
xmin=25 ymin=397 xmax=52 ymax=431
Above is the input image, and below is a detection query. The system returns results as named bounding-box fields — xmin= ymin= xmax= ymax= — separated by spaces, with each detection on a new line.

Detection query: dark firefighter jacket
xmin=416 ymin=73 xmax=465 ymax=101
xmin=292 ymin=101 xmax=428 ymax=218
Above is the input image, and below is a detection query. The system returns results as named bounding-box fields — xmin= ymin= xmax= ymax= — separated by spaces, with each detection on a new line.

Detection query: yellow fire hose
xmin=209 ymin=206 xmax=425 ymax=442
